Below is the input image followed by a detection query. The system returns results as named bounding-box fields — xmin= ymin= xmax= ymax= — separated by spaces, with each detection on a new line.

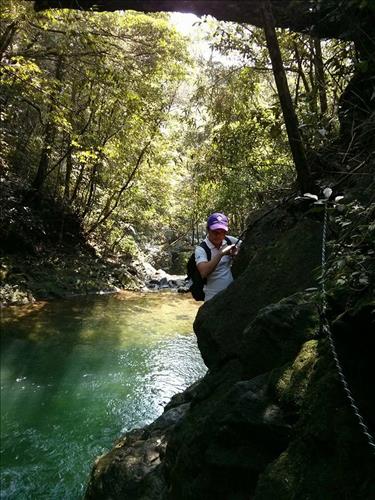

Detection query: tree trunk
xmin=31 ymin=56 xmax=63 ymax=192
xmin=59 ymin=143 xmax=73 ymax=243
xmin=63 ymin=143 xmax=73 ymax=202
xmin=86 ymin=141 xmax=151 ymax=235
xmin=70 ymin=162 xmax=85 ymax=204
xmin=0 ymin=21 xmax=18 ymax=60
xmin=313 ymin=37 xmax=328 ymax=116
xmin=293 ymin=41 xmax=311 ymax=96
xmin=81 ymin=162 xmax=98 ymax=220
xmin=31 ymin=119 xmax=56 ymax=192
xmin=261 ymin=0 xmax=312 ymax=193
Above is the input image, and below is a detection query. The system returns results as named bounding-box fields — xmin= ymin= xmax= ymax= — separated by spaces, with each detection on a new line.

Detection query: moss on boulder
xmin=255 ymin=337 xmax=375 ymax=500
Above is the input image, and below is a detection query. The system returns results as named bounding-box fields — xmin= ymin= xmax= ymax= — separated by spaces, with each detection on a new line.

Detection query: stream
xmin=0 ymin=292 xmax=206 ymax=499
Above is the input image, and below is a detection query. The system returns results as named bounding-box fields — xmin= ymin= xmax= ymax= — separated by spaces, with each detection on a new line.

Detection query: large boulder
xmin=194 ymin=206 xmax=322 ymax=368
xmin=164 ymin=372 xmax=291 ymax=500
xmin=84 ymin=290 xmax=322 ymax=500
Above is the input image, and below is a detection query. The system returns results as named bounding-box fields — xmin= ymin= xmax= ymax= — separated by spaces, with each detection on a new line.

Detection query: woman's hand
xmin=197 ymin=242 xmax=239 ymax=279
xmin=220 ymin=243 xmax=238 ymax=257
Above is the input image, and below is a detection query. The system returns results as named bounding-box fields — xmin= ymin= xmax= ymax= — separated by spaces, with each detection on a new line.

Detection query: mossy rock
xmin=254 ymin=338 xmax=375 ymax=500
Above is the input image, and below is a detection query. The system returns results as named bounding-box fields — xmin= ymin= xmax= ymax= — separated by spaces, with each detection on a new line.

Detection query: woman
xmin=195 ymin=212 xmax=240 ymax=301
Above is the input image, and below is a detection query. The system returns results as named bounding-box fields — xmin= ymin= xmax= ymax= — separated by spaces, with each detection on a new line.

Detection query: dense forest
xmin=1 ymin=0 xmax=361 ymax=255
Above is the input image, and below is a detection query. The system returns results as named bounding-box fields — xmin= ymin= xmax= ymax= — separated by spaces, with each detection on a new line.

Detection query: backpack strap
xmin=199 ymin=241 xmax=211 ymax=261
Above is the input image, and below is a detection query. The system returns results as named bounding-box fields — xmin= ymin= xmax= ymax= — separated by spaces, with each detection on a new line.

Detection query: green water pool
xmin=0 ymin=292 xmax=206 ymax=499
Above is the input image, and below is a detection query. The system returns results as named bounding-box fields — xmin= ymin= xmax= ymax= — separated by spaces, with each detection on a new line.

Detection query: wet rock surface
xmin=85 ymin=404 xmax=191 ymax=500
xmin=145 ymin=268 xmax=189 ymax=293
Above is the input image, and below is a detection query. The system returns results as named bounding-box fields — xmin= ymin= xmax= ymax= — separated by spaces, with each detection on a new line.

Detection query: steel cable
xmin=320 ymin=200 xmax=375 ymax=455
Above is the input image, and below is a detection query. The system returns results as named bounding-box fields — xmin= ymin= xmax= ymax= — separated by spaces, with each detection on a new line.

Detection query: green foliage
xmin=208 ymin=20 xmax=356 ymax=148
xmin=326 ymin=200 xmax=375 ymax=308
xmin=0 ymin=4 xmax=361 ymax=253
xmin=177 ymin=37 xmax=294 ymax=232
xmin=1 ymin=1 xmax=190 ymax=247
xmin=171 ymin=18 xmax=357 ymax=235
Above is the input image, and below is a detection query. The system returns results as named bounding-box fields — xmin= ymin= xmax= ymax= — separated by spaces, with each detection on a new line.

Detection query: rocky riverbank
xmin=0 ymin=249 xmax=190 ymax=306
xmin=0 ymin=173 xmax=190 ymax=306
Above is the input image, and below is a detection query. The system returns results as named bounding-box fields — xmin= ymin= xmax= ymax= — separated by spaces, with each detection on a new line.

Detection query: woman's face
xmin=208 ymin=229 xmax=227 ymax=248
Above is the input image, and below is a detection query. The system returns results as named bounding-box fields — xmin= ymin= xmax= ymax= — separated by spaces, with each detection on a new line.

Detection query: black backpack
xmin=187 ymin=237 xmax=231 ymax=301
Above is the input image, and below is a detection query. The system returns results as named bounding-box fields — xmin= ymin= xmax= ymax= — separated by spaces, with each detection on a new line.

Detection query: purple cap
xmin=207 ymin=212 xmax=229 ymax=231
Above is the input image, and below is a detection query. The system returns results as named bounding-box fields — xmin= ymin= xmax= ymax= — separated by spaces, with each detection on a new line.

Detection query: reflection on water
xmin=0 ymin=292 xmax=206 ymax=499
